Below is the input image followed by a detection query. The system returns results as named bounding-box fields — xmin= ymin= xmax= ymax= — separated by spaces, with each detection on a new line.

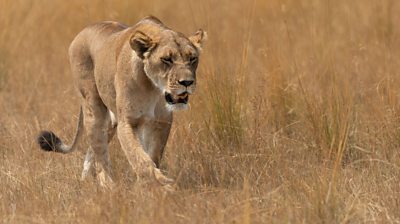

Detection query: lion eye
xmin=189 ymin=57 xmax=198 ymax=64
xmin=161 ymin=57 xmax=173 ymax=65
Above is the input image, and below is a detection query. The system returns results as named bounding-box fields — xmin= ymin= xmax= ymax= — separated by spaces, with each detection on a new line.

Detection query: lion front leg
xmin=140 ymin=115 xmax=172 ymax=168
xmin=117 ymin=121 xmax=174 ymax=188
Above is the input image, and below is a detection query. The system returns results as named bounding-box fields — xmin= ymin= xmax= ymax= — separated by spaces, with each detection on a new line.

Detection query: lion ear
xmin=189 ymin=29 xmax=207 ymax=51
xmin=130 ymin=31 xmax=156 ymax=59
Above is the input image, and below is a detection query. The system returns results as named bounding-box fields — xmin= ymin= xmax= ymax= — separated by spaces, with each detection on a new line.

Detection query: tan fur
xmin=52 ymin=16 xmax=206 ymax=189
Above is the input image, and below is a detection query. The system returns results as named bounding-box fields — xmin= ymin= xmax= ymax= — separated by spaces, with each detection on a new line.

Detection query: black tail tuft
xmin=37 ymin=131 xmax=62 ymax=152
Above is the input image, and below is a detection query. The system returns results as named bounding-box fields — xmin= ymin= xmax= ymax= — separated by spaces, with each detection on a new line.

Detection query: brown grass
xmin=1 ymin=0 xmax=400 ymax=223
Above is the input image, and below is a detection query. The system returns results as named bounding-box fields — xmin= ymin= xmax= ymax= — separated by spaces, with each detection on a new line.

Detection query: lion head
xmin=129 ymin=20 xmax=206 ymax=111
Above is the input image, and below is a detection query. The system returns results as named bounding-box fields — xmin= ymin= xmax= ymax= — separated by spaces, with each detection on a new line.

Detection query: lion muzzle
xmin=164 ymin=91 xmax=189 ymax=105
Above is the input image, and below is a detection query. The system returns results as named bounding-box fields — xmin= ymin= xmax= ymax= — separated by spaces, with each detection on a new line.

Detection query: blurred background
xmin=1 ymin=0 xmax=400 ymax=223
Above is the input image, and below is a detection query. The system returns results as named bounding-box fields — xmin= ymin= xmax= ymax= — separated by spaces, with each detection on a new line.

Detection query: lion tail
xmin=37 ymin=107 xmax=84 ymax=154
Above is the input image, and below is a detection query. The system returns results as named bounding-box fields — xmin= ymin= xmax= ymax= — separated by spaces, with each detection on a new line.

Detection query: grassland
xmin=1 ymin=0 xmax=400 ymax=223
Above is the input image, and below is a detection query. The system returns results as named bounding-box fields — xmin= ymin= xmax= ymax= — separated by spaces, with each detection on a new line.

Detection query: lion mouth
xmin=165 ymin=92 xmax=189 ymax=105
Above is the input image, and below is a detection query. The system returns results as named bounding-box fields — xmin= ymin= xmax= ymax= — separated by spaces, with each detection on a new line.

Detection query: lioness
xmin=37 ymin=16 xmax=206 ymax=189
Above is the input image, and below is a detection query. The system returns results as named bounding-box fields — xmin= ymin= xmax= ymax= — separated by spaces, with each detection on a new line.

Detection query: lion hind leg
xmin=85 ymin=107 xmax=115 ymax=189
xmin=83 ymin=105 xmax=114 ymax=188
xmin=107 ymin=110 xmax=118 ymax=142
xmin=81 ymin=110 xmax=117 ymax=181
xmin=81 ymin=147 xmax=95 ymax=180
xmin=78 ymin=77 xmax=114 ymax=188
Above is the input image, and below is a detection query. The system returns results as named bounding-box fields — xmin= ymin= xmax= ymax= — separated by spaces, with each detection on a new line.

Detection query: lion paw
xmin=153 ymin=168 xmax=174 ymax=186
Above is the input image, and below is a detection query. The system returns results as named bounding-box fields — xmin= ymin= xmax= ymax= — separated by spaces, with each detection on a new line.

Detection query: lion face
xmin=130 ymin=29 xmax=206 ymax=111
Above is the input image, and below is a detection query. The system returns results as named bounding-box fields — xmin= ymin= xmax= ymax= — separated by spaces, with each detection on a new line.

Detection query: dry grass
xmin=1 ymin=0 xmax=400 ymax=223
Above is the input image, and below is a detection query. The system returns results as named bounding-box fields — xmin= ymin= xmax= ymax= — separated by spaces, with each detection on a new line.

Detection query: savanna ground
xmin=1 ymin=0 xmax=400 ymax=223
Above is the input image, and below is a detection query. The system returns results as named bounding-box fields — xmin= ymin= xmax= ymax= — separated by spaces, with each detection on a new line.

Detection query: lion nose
xmin=178 ymin=80 xmax=194 ymax=87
